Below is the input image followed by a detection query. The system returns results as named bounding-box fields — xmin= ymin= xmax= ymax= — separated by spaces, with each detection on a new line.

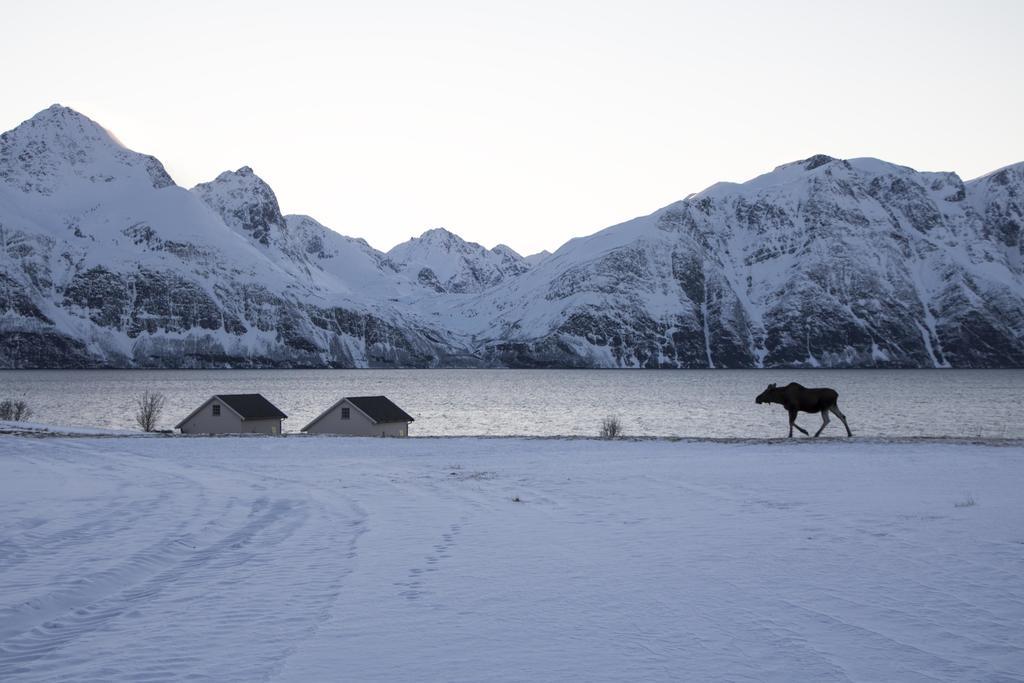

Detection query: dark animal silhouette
xmin=755 ymin=382 xmax=852 ymax=438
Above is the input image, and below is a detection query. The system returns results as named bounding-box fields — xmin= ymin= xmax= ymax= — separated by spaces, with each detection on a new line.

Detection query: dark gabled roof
xmin=347 ymin=396 xmax=414 ymax=424
xmin=216 ymin=394 xmax=287 ymax=420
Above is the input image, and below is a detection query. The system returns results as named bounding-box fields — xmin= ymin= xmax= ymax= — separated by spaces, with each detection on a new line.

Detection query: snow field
xmin=1 ymin=436 xmax=1022 ymax=681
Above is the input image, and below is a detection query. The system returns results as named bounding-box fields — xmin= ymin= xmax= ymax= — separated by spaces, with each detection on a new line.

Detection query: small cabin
xmin=301 ymin=396 xmax=414 ymax=437
xmin=176 ymin=394 xmax=287 ymax=435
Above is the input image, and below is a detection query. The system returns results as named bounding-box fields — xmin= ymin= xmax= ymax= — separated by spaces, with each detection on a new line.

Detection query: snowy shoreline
xmin=2 ymin=434 xmax=1023 ymax=680
xmin=3 ymin=420 xmax=1024 ymax=447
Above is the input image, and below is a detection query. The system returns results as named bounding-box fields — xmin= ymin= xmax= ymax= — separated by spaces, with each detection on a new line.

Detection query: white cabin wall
xmin=239 ymin=419 xmax=282 ymax=435
xmin=180 ymin=400 xmax=243 ymax=434
xmin=305 ymin=400 xmax=409 ymax=436
xmin=179 ymin=400 xmax=282 ymax=434
xmin=378 ymin=422 xmax=408 ymax=437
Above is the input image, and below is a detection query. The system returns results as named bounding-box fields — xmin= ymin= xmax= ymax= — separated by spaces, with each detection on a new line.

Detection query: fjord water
xmin=1 ymin=369 xmax=1021 ymax=439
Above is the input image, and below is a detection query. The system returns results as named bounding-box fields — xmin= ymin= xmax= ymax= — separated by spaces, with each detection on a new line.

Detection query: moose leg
xmin=814 ymin=410 xmax=830 ymax=437
xmin=788 ymin=409 xmax=808 ymax=437
xmin=830 ymin=405 xmax=852 ymax=437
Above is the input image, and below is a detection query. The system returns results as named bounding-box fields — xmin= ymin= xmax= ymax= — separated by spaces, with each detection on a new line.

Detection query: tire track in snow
xmin=0 ymin=449 xmax=162 ymax=573
xmin=0 ymin=495 xmax=169 ymax=572
xmin=0 ymin=440 xmax=212 ymax=639
xmin=0 ymin=438 xmax=369 ymax=681
xmin=0 ymin=497 xmax=302 ymax=677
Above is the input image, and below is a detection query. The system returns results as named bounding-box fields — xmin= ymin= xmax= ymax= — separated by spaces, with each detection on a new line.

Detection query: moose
xmin=755 ymin=382 xmax=852 ymax=438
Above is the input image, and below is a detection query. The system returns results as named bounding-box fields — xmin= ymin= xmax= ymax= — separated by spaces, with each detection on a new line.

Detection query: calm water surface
xmin=1 ymin=369 xmax=1022 ymax=439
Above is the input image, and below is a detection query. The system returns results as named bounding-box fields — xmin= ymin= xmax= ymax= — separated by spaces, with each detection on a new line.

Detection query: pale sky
xmin=5 ymin=0 xmax=1022 ymax=256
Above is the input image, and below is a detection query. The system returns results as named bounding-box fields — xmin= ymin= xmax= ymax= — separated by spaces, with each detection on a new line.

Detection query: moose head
xmin=755 ymin=383 xmax=779 ymax=405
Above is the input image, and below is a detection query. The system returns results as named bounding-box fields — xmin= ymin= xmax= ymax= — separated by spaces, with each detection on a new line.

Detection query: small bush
xmin=135 ymin=391 xmax=167 ymax=432
xmin=600 ymin=415 xmax=623 ymax=439
xmin=0 ymin=399 xmax=33 ymax=422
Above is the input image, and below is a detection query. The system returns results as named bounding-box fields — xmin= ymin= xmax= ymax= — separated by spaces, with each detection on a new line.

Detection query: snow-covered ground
xmin=0 ymin=421 xmax=142 ymax=437
xmin=1 ymin=435 xmax=1022 ymax=681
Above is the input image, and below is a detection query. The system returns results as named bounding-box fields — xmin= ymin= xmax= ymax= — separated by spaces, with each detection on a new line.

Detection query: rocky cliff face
xmin=1 ymin=106 xmax=1021 ymax=368
xmin=465 ymin=156 xmax=1024 ymax=367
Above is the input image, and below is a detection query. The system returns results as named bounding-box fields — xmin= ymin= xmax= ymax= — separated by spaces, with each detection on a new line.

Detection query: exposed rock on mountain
xmin=386 ymin=228 xmax=532 ymax=293
xmin=0 ymin=104 xmax=173 ymax=195
xmin=1 ymin=106 xmax=1021 ymax=367
xmin=0 ymin=106 xmax=469 ymax=368
xmin=193 ymin=166 xmax=285 ymax=247
xmin=463 ymin=156 xmax=1024 ymax=367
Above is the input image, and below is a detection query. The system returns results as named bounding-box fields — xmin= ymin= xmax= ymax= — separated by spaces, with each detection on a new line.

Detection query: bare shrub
xmin=135 ymin=391 xmax=167 ymax=432
xmin=600 ymin=415 xmax=623 ymax=439
xmin=0 ymin=399 xmax=33 ymax=422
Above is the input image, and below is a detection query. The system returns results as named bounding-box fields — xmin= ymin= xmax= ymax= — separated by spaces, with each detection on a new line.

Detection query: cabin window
xmin=341 ymin=407 xmax=350 ymax=420
xmin=212 ymin=404 xmax=221 ymax=416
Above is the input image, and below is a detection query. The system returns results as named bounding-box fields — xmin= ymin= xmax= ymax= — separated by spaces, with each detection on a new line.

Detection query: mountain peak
xmin=32 ymin=103 xmax=101 ymax=125
xmin=802 ymin=153 xmax=836 ymax=170
xmin=18 ymin=104 xmax=126 ymax=151
xmin=693 ymin=154 xmax=927 ymax=201
xmin=419 ymin=227 xmax=458 ymax=241
xmin=210 ymin=166 xmax=264 ymax=184
xmin=524 ymin=249 xmax=552 ymax=266
xmin=200 ymin=167 xmax=280 ymax=206
xmin=193 ymin=167 xmax=284 ymax=246
xmin=387 ymin=228 xmax=532 ymax=293
xmin=389 ymin=228 xmax=470 ymax=258
xmin=769 ymin=154 xmax=843 ymax=175
xmin=1 ymin=105 xmax=174 ymax=193
xmin=491 ymin=244 xmax=523 ymax=260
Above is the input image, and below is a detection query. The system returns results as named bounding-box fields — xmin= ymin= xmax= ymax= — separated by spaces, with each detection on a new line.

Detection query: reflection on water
xmin=0 ymin=369 xmax=1021 ymax=439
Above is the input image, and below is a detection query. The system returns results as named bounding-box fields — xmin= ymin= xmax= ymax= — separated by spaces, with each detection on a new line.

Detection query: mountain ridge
xmin=1 ymin=105 xmax=1021 ymax=368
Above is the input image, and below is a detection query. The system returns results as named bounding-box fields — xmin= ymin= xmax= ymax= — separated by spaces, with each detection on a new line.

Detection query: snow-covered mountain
xmin=1 ymin=106 xmax=1021 ymax=368
xmin=191 ymin=166 xmax=413 ymax=300
xmin=0 ymin=106 xmax=469 ymax=367
xmin=386 ymin=228 xmax=532 ymax=293
xmin=463 ymin=155 xmax=1024 ymax=367
xmin=523 ymin=249 xmax=552 ymax=267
